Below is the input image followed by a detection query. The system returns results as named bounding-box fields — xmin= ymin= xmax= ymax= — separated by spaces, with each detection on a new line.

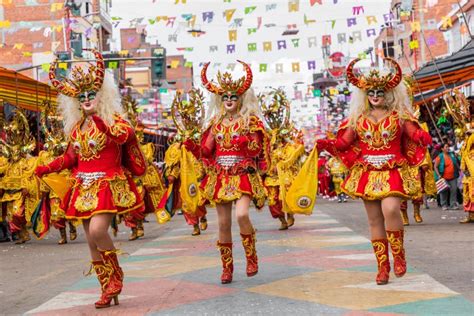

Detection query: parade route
xmin=9 ymin=200 xmax=471 ymax=316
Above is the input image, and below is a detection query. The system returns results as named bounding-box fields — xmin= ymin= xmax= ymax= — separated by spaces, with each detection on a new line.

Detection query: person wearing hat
xmin=184 ymin=61 xmax=270 ymax=284
xmin=317 ymin=58 xmax=432 ymax=285
xmin=35 ymin=50 xmax=146 ymax=308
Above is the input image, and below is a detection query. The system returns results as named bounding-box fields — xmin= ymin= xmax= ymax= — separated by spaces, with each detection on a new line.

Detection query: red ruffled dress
xmin=187 ymin=116 xmax=270 ymax=208
xmin=323 ymin=111 xmax=431 ymax=200
xmin=41 ymin=115 xmax=146 ymax=220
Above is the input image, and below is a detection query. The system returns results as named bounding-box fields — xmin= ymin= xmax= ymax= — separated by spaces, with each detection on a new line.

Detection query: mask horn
xmin=201 ymin=62 xmax=224 ymax=95
xmin=346 ymin=58 xmax=362 ymax=89
xmin=235 ymin=60 xmax=253 ymax=95
xmin=384 ymin=58 xmax=402 ymax=90
xmin=49 ymin=60 xmax=79 ymax=97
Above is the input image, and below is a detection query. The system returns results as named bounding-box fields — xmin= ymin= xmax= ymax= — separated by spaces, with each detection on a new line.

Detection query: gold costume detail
xmin=110 ymin=179 xmax=136 ymax=208
xmin=357 ymin=114 xmax=398 ymax=151
xmin=344 ymin=165 xmax=363 ymax=194
xmin=365 ymin=171 xmax=390 ymax=196
xmin=74 ymin=182 xmax=100 ymax=212
xmin=400 ymin=165 xmax=421 ymax=196
xmin=372 ymin=240 xmax=389 ymax=268
xmin=74 ymin=120 xmax=106 ymax=161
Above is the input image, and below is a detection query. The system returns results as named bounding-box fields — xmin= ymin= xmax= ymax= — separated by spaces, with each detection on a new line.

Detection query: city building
xmin=374 ymin=0 xmax=460 ymax=72
xmin=0 ymin=0 xmax=113 ymax=80
xmin=439 ymin=0 xmax=474 ymax=53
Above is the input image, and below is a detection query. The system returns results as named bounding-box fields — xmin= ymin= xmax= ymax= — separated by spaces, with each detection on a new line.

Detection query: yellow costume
xmin=327 ymin=156 xmax=348 ymax=202
xmin=460 ymin=132 xmax=474 ymax=222
xmin=0 ymin=109 xmax=39 ymax=244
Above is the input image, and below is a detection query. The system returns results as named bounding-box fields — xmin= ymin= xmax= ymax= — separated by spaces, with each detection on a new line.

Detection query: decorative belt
xmin=363 ymin=154 xmax=395 ymax=168
xmin=216 ymin=155 xmax=245 ymax=170
xmin=76 ymin=171 xmax=106 ymax=187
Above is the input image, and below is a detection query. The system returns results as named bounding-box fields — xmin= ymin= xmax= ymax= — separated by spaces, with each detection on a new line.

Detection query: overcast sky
xmin=110 ymin=0 xmax=391 ymax=90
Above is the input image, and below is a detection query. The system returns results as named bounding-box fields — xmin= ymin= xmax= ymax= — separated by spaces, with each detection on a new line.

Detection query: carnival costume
xmin=35 ymin=49 xmax=146 ymax=308
xmin=161 ymin=89 xmax=208 ymax=236
xmin=0 ymin=109 xmax=39 ymax=244
xmin=120 ymin=96 xmax=165 ymax=240
xmin=185 ymin=61 xmax=270 ymax=284
xmin=318 ymin=154 xmax=332 ymax=198
xmin=37 ymin=102 xmax=78 ymax=243
xmin=327 ymin=156 xmax=348 ymax=203
xmin=444 ymin=89 xmax=474 ymax=223
xmin=318 ymin=58 xmax=432 ymax=285
xmin=261 ymin=89 xmax=304 ymax=230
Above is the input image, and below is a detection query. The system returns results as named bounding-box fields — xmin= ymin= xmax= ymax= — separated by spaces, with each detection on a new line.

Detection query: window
xmin=70 ymin=32 xmax=83 ymax=58
xmin=382 ymin=41 xmax=395 ymax=58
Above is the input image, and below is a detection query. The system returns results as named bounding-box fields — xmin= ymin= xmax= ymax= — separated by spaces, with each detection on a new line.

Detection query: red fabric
xmin=192 ymin=116 xmax=269 ymax=206
xmin=318 ymin=157 xmax=331 ymax=196
xmin=9 ymin=206 xmax=26 ymax=234
xmin=330 ymin=113 xmax=427 ymax=170
xmin=268 ymin=187 xmax=284 ymax=218
xmin=51 ymin=217 xmax=66 ymax=230
xmin=39 ymin=116 xmax=144 ymax=220
xmin=183 ymin=205 xmax=207 ymax=226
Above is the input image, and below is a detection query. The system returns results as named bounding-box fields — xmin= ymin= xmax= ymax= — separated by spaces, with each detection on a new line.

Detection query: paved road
xmin=1 ymin=199 xmax=473 ymax=315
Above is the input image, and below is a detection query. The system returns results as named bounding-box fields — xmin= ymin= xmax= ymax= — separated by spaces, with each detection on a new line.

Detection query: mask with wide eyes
xmin=78 ymin=91 xmax=97 ymax=103
xmin=367 ymin=90 xmax=385 ymax=98
xmin=222 ymin=94 xmax=239 ymax=102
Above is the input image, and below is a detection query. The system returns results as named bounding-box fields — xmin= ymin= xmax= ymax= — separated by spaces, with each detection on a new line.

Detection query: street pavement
xmin=1 ymin=199 xmax=473 ymax=315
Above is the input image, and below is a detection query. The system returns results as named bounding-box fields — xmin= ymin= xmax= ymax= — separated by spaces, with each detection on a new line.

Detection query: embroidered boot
xmin=241 ymin=232 xmax=258 ymax=277
xmin=95 ymin=249 xmax=124 ymax=308
xmin=69 ymin=222 xmax=77 ymax=241
xmin=371 ymin=238 xmax=390 ymax=285
xmin=58 ymin=228 xmax=67 ymax=245
xmin=387 ymin=230 xmax=407 ymax=278
xmin=217 ymin=241 xmax=233 ymax=284
xmin=90 ymin=260 xmax=119 ymax=309
xmin=413 ymin=204 xmax=423 ymax=223
xmin=287 ymin=213 xmax=295 ymax=227
xmin=129 ymin=227 xmax=138 ymax=241
xmin=278 ymin=216 xmax=288 ymax=230
xmin=136 ymin=220 xmax=145 ymax=238
xmin=400 ymin=201 xmax=409 ymax=226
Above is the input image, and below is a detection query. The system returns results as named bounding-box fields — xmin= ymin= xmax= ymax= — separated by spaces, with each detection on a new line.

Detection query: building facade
xmin=0 ymin=0 xmax=112 ymax=79
xmin=374 ymin=0 xmax=460 ymax=72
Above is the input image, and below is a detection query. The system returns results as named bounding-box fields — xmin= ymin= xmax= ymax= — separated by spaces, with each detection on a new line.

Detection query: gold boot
xmin=200 ymin=217 xmax=208 ymax=231
xmin=278 ymin=216 xmax=288 ymax=230
xmin=400 ymin=208 xmax=409 ymax=226
xmin=136 ymin=220 xmax=144 ymax=238
xmin=129 ymin=227 xmax=138 ymax=241
xmin=58 ymin=227 xmax=67 ymax=245
xmin=287 ymin=213 xmax=295 ymax=227
xmin=460 ymin=212 xmax=474 ymax=224
xmin=69 ymin=222 xmax=77 ymax=241
xmin=413 ymin=204 xmax=423 ymax=223
xmin=192 ymin=224 xmax=201 ymax=236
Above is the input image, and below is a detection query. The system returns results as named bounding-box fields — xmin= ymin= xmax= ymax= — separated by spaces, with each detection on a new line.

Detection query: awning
xmin=413 ymin=39 xmax=474 ymax=92
xmin=0 ymin=67 xmax=57 ymax=112
xmin=414 ymin=81 xmax=472 ymax=105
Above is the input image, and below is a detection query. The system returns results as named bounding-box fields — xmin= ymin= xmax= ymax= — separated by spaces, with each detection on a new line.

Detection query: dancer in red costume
xmin=317 ymin=58 xmax=431 ymax=285
xmin=318 ymin=153 xmax=332 ymax=198
xmin=35 ymin=50 xmax=146 ymax=308
xmin=185 ymin=61 xmax=270 ymax=284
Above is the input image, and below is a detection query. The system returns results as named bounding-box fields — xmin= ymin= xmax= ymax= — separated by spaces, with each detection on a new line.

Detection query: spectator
xmin=434 ymin=143 xmax=461 ymax=210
